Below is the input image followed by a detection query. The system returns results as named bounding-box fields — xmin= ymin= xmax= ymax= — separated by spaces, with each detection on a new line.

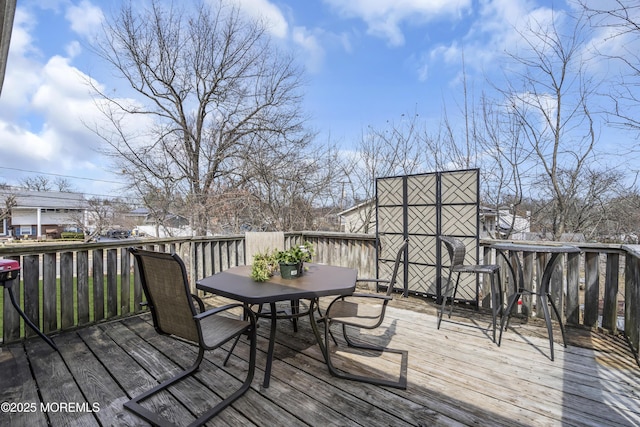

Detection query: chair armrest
xmin=193 ymin=302 xmax=246 ymax=320
xmin=191 ymin=293 xmax=205 ymax=313
xmin=356 ymin=278 xmax=390 ymax=284
xmin=348 ymin=293 xmax=393 ymax=301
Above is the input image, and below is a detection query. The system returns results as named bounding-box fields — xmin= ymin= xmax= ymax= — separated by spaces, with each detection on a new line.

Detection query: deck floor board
xmin=1 ymin=295 xmax=639 ymax=427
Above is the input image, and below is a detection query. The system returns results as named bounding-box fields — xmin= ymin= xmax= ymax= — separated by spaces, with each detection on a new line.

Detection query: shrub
xmin=60 ymin=232 xmax=84 ymax=240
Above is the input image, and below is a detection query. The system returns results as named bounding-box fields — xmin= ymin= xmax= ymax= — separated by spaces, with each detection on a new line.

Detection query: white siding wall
xmin=11 ymin=208 xmax=79 ymax=225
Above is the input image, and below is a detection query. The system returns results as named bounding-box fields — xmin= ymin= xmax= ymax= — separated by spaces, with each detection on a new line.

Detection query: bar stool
xmin=437 ymin=236 xmax=502 ymax=343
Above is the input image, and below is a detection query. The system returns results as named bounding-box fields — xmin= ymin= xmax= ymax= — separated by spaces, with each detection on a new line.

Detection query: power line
xmin=0 ymin=166 xmax=124 ymax=185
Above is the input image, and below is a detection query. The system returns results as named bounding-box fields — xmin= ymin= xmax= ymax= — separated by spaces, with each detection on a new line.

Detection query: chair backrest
xmin=384 ymin=238 xmax=409 ymax=296
xmin=129 ymin=248 xmax=200 ymax=343
xmin=440 ymin=236 xmax=466 ymax=268
xmin=245 ymin=231 xmax=285 ymax=263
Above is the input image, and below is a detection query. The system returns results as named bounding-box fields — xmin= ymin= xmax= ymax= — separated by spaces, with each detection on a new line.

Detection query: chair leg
xmin=489 ymin=273 xmax=497 ymax=344
xmin=224 ymin=335 xmax=242 ymax=366
xmin=498 ymin=291 xmax=521 ymax=346
xmin=538 ymin=293 xmax=557 ymax=361
xmin=437 ymin=271 xmax=457 ymax=329
xmin=290 ymin=300 xmax=299 ymax=332
xmin=447 ymin=273 xmax=461 ymax=319
xmin=125 ymin=328 xmax=257 ymax=427
xmin=548 ymin=293 xmax=568 ymax=349
xmin=323 ymin=321 xmax=407 ymax=389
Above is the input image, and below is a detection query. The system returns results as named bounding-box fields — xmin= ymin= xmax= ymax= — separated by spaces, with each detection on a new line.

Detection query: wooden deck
xmin=1 ymin=295 xmax=639 ymax=427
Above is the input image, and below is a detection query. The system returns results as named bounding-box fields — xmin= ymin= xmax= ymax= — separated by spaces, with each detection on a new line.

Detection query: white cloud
xmin=422 ymin=0 xmax=557 ymax=83
xmin=0 ymin=6 xmax=130 ymax=193
xmin=323 ymin=0 xmax=472 ymax=46
xmin=231 ymin=0 xmax=289 ymax=38
xmin=65 ymin=0 xmax=104 ymax=38
xmin=292 ymin=26 xmax=325 ymax=72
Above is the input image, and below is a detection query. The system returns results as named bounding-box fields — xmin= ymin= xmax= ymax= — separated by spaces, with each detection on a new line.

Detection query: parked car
xmin=105 ymin=229 xmax=130 ymax=239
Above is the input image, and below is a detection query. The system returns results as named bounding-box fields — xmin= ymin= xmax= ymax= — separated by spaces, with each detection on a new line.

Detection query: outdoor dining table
xmin=196 ymin=263 xmax=358 ymax=388
xmin=490 ymin=242 xmax=580 ymax=360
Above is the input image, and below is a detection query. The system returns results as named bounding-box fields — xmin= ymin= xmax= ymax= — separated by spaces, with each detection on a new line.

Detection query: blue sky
xmin=0 ymin=0 xmax=635 ymax=197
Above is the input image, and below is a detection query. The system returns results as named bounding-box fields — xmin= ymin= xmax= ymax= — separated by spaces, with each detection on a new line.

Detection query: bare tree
xmin=579 ymin=1 xmax=640 ymax=134
xmin=473 ymin=93 xmax=531 ymax=238
xmin=21 ymin=176 xmax=51 ymax=191
xmin=68 ymin=197 xmax=133 ymax=242
xmin=0 ymin=194 xmax=15 ymax=224
xmin=495 ymin=10 xmax=604 ymax=239
xmin=339 ymin=114 xmax=426 ymax=233
xmin=53 ymin=177 xmax=74 ymax=192
xmin=89 ymin=0 xmax=311 ymax=235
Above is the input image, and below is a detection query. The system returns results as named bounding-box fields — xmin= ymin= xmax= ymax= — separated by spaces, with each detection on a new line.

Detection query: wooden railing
xmin=0 ymin=233 xmax=637 ymax=364
xmin=0 ymin=232 xmax=376 ymax=345
xmin=480 ymin=239 xmax=639 ymax=362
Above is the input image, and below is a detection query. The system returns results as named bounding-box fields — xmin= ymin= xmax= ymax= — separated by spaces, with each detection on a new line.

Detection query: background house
xmin=0 ymin=189 xmax=87 ymax=239
xmin=337 ymin=200 xmax=376 ymax=234
xmin=480 ymin=207 xmax=531 ymax=239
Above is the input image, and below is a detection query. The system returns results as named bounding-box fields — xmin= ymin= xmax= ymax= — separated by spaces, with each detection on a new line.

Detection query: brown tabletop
xmin=197 ymin=263 xmax=357 ymax=303
xmin=196 ymin=263 xmax=357 ymax=388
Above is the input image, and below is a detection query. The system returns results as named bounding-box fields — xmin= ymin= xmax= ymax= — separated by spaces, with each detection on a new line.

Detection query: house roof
xmin=1 ymin=189 xmax=87 ymax=209
xmin=337 ymin=199 xmax=375 ymax=217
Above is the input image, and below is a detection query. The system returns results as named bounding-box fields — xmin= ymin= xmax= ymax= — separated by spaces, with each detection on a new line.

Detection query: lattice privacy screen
xmin=376 ymin=169 xmax=480 ymax=302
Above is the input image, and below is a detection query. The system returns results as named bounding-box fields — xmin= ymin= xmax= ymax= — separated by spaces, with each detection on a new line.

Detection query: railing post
xmin=536 ymin=252 xmax=547 ymax=320
xmin=93 ymin=249 xmax=105 ymax=322
xmin=624 ymin=252 xmax=639 ymax=357
xmin=77 ymin=250 xmax=90 ymax=325
xmin=106 ymin=249 xmax=118 ymax=318
xmin=550 ymin=254 xmax=564 ymax=322
xmin=566 ymin=251 xmax=580 ymax=325
xmin=43 ymin=253 xmax=57 ymax=333
xmin=481 ymin=246 xmax=492 ymax=308
xmin=583 ymin=252 xmax=600 ymax=328
xmin=603 ymin=253 xmax=620 ymax=333
xmin=23 ymin=255 xmax=40 ymax=339
xmin=2 ymin=257 xmax=20 ymax=342
xmin=60 ymin=252 xmax=74 ymax=329
xmin=522 ymin=251 xmax=534 ymax=317
xmin=120 ymin=247 xmax=130 ymax=315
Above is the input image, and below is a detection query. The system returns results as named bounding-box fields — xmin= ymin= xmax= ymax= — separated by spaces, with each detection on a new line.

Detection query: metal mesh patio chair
xmin=126 ymin=248 xmax=257 ymax=427
xmin=318 ymin=238 xmax=409 ymax=389
xmin=437 ymin=236 xmax=502 ymax=343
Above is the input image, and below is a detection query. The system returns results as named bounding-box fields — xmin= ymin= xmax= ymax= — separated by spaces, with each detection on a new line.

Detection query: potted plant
xmin=250 ymin=250 xmax=278 ymax=282
xmin=275 ymin=242 xmax=314 ymax=279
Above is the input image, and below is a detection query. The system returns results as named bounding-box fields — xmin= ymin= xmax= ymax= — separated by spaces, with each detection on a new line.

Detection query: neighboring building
xmin=337 ymin=200 xmax=376 ymax=234
xmin=0 ymin=189 xmax=87 ymax=239
xmin=480 ymin=206 xmax=531 ymax=239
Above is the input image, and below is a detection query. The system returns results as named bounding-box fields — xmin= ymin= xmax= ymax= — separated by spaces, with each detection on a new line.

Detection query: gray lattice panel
xmin=377 ymin=177 xmax=404 ymax=206
xmin=408 ymin=235 xmax=437 ymax=265
xmin=407 ymin=264 xmax=437 ymax=294
xmin=378 ymin=258 xmax=405 ymax=290
xmin=441 ymin=205 xmax=478 ymax=236
xmin=450 ymin=275 xmax=477 ymax=301
xmin=407 ymin=174 xmax=437 ymax=205
xmin=376 ymin=169 xmax=479 ymax=300
xmin=407 ymin=206 xmax=437 ymax=235
xmin=441 ymin=171 xmax=478 ymax=205
xmin=378 ymin=206 xmax=404 ymax=234
xmin=379 ymin=234 xmax=405 ymax=260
